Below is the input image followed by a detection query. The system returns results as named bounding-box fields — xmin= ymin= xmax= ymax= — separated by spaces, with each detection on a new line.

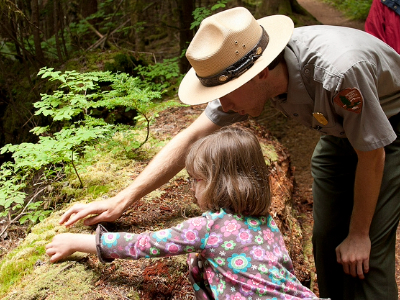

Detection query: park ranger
xmin=59 ymin=7 xmax=400 ymax=300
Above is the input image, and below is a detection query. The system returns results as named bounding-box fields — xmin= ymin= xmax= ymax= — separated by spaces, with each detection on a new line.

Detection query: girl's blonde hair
xmin=185 ymin=126 xmax=271 ymax=216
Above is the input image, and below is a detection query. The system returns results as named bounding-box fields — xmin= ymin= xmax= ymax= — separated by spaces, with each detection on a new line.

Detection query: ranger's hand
xmin=335 ymin=233 xmax=371 ymax=279
xmin=59 ymin=196 xmax=126 ymax=227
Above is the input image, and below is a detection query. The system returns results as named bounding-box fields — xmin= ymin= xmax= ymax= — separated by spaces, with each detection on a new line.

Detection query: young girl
xmin=46 ymin=127 xmax=325 ymax=300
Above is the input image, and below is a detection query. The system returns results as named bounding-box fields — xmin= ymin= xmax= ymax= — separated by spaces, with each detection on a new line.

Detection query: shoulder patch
xmin=334 ymin=88 xmax=363 ymax=113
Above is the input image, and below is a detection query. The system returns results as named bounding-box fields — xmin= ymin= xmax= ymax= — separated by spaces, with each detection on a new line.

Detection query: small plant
xmin=0 ymin=67 xmax=165 ymax=227
xmin=135 ymin=57 xmax=182 ymax=94
xmin=191 ymin=0 xmax=231 ymax=29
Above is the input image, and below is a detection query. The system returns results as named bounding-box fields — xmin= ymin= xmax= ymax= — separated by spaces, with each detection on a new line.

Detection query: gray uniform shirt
xmin=205 ymin=25 xmax=400 ymax=151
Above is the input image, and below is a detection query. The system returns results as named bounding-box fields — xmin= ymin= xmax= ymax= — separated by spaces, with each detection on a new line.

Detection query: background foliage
xmin=323 ymin=0 xmax=372 ymax=19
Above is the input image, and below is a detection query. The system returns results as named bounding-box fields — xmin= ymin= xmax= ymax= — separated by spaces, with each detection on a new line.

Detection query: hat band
xmin=196 ymin=26 xmax=269 ymax=87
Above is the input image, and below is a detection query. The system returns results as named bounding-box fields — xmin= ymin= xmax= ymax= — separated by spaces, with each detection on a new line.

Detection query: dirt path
xmin=297 ymin=0 xmax=365 ymax=30
xmin=277 ymin=0 xmax=400 ymax=297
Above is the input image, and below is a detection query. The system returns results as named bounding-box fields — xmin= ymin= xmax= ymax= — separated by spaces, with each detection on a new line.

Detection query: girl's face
xmin=191 ymin=178 xmax=206 ymax=210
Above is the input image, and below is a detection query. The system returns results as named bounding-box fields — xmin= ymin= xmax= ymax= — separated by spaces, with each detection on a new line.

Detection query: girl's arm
xmin=96 ymin=216 xmax=209 ymax=262
xmin=47 ymin=214 xmax=211 ymax=263
xmin=46 ymin=233 xmax=96 ymax=263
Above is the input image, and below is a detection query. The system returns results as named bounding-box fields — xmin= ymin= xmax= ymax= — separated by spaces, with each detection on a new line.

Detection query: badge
xmin=313 ymin=112 xmax=328 ymax=126
xmin=334 ymin=88 xmax=363 ymax=113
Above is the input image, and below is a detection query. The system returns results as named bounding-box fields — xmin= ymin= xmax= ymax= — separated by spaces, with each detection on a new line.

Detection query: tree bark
xmin=53 ymin=0 xmax=63 ymax=61
xmin=177 ymin=0 xmax=195 ymax=74
xmin=80 ymin=0 xmax=98 ymax=18
xmin=30 ymin=0 xmax=45 ymax=65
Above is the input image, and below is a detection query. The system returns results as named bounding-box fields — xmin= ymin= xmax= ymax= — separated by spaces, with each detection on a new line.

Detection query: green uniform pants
xmin=311 ymin=113 xmax=400 ymax=300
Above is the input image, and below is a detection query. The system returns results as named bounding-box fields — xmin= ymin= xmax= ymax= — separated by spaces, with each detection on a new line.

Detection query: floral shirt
xmin=96 ymin=209 xmax=324 ymax=300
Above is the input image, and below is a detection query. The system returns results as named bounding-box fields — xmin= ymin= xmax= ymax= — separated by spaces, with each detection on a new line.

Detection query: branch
xmin=86 ymin=18 xmax=130 ymax=51
xmin=77 ymin=14 xmax=103 ymax=39
xmin=0 ymin=186 xmax=46 ymax=239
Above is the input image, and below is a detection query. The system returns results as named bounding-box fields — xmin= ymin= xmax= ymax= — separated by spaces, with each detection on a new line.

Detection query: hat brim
xmin=178 ymin=15 xmax=294 ymax=105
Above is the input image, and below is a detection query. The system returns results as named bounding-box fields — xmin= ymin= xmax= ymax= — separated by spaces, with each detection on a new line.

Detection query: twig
xmin=71 ymin=150 xmax=83 ymax=188
xmin=86 ymin=18 xmax=130 ymax=51
xmin=0 ymin=186 xmax=46 ymax=239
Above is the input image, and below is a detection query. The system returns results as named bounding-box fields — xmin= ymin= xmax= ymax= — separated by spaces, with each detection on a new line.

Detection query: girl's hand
xmin=46 ymin=233 xmax=96 ymax=263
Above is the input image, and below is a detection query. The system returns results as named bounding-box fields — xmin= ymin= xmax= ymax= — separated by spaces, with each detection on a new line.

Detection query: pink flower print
xmin=124 ymin=233 xmax=134 ymax=241
xmin=254 ymin=234 xmax=264 ymax=245
xmin=264 ymin=251 xmax=278 ymax=264
xmin=259 ymin=215 xmax=268 ymax=224
xmin=217 ymin=279 xmax=226 ymax=294
xmin=152 ymin=229 xmax=171 ymax=242
xmin=258 ymin=263 xmax=269 ymax=275
xmin=244 ymin=217 xmax=262 ymax=231
xmin=250 ymin=246 xmax=266 ymax=260
xmin=268 ymin=216 xmax=279 ymax=232
xmin=189 ymin=217 xmax=206 ymax=230
xmin=256 ymin=286 xmax=268 ymax=297
xmin=227 ymin=292 xmax=246 ymax=300
xmin=206 ymin=232 xmax=223 ymax=248
xmin=109 ymin=252 xmax=120 ymax=259
xmin=149 ymin=247 xmax=160 ymax=256
xmin=233 ymin=213 xmax=244 ymax=221
xmin=249 ymin=273 xmax=265 ymax=288
xmin=214 ymin=256 xmax=226 ymax=266
xmin=285 ymin=280 xmax=297 ymax=292
xmin=181 ymin=229 xmax=199 ymax=244
xmin=126 ymin=243 xmax=138 ymax=258
xmin=221 ymin=219 xmax=241 ymax=237
xmin=279 ymin=235 xmax=286 ymax=248
xmin=185 ymin=245 xmax=196 ymax=253
xmin=286 ymin=269 xmax=297 ymax=281
xmin=206 ymin=220 xmax=214 ymax=230
xmin=221 ymin=240 xmax=236 ymax=251
xmin=236 ymin=229 xmax=253 ymax=245
xmin=273 ymin=244 xmax=282 ymax=257
xmin=239 ymin=279 xmax=254 ymax=296
xmin=137 ymin=235 xmax=151 ymax=251
xmin=102 ymin=232 xmax=120 ymax=248
xmin=227 ymin=253 xmax=252 ymax=273
xmin=165 ymin=242 xmax=181 ymax=254
xmin=224 ymin=270 xmax=238 ymax=284
xmin=263 ymin=228 xmax=274 ymax=244
xmin=205 ymin=267 xmax=215 ymax=284
xmin=191 ymin=266 xmax=199 ymax=276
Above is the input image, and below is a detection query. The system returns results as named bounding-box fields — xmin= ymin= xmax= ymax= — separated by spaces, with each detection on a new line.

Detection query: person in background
xmin=365 ymin=0 xmax=400 ymax=53
xmin=56 ymin=7 xmax=400 ymax=300
xmin=46 ymin=127 xmax=326 ymax=300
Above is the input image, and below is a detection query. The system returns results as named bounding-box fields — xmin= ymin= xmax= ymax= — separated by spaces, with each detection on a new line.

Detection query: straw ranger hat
xmin=178 ymin=7 xmax=294 ymax=105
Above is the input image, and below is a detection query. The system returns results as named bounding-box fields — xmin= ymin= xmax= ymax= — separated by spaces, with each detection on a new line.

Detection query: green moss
xmin=2 ymin=261 xmax=100 ymax=300
xmin=261 ymin=143 xmax=279 ymax=164
xmin=86 ymin=184 xmax=111 ymax=198
xmin=0 ymin=209 xmax=91 ymax=298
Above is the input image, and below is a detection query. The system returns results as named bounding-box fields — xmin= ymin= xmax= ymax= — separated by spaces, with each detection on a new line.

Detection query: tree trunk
xmin=53 ymin=0 xmax=63 ymax=61
xmin=80 ymin=0 xmax=98 ymax=18
xmin=177 ymin=0 xmax=194 ymax=74
xmin=30 ymin=0 xmax=45 ymax=65
xmin=59 ymin=1 xmax=69 ymax=59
